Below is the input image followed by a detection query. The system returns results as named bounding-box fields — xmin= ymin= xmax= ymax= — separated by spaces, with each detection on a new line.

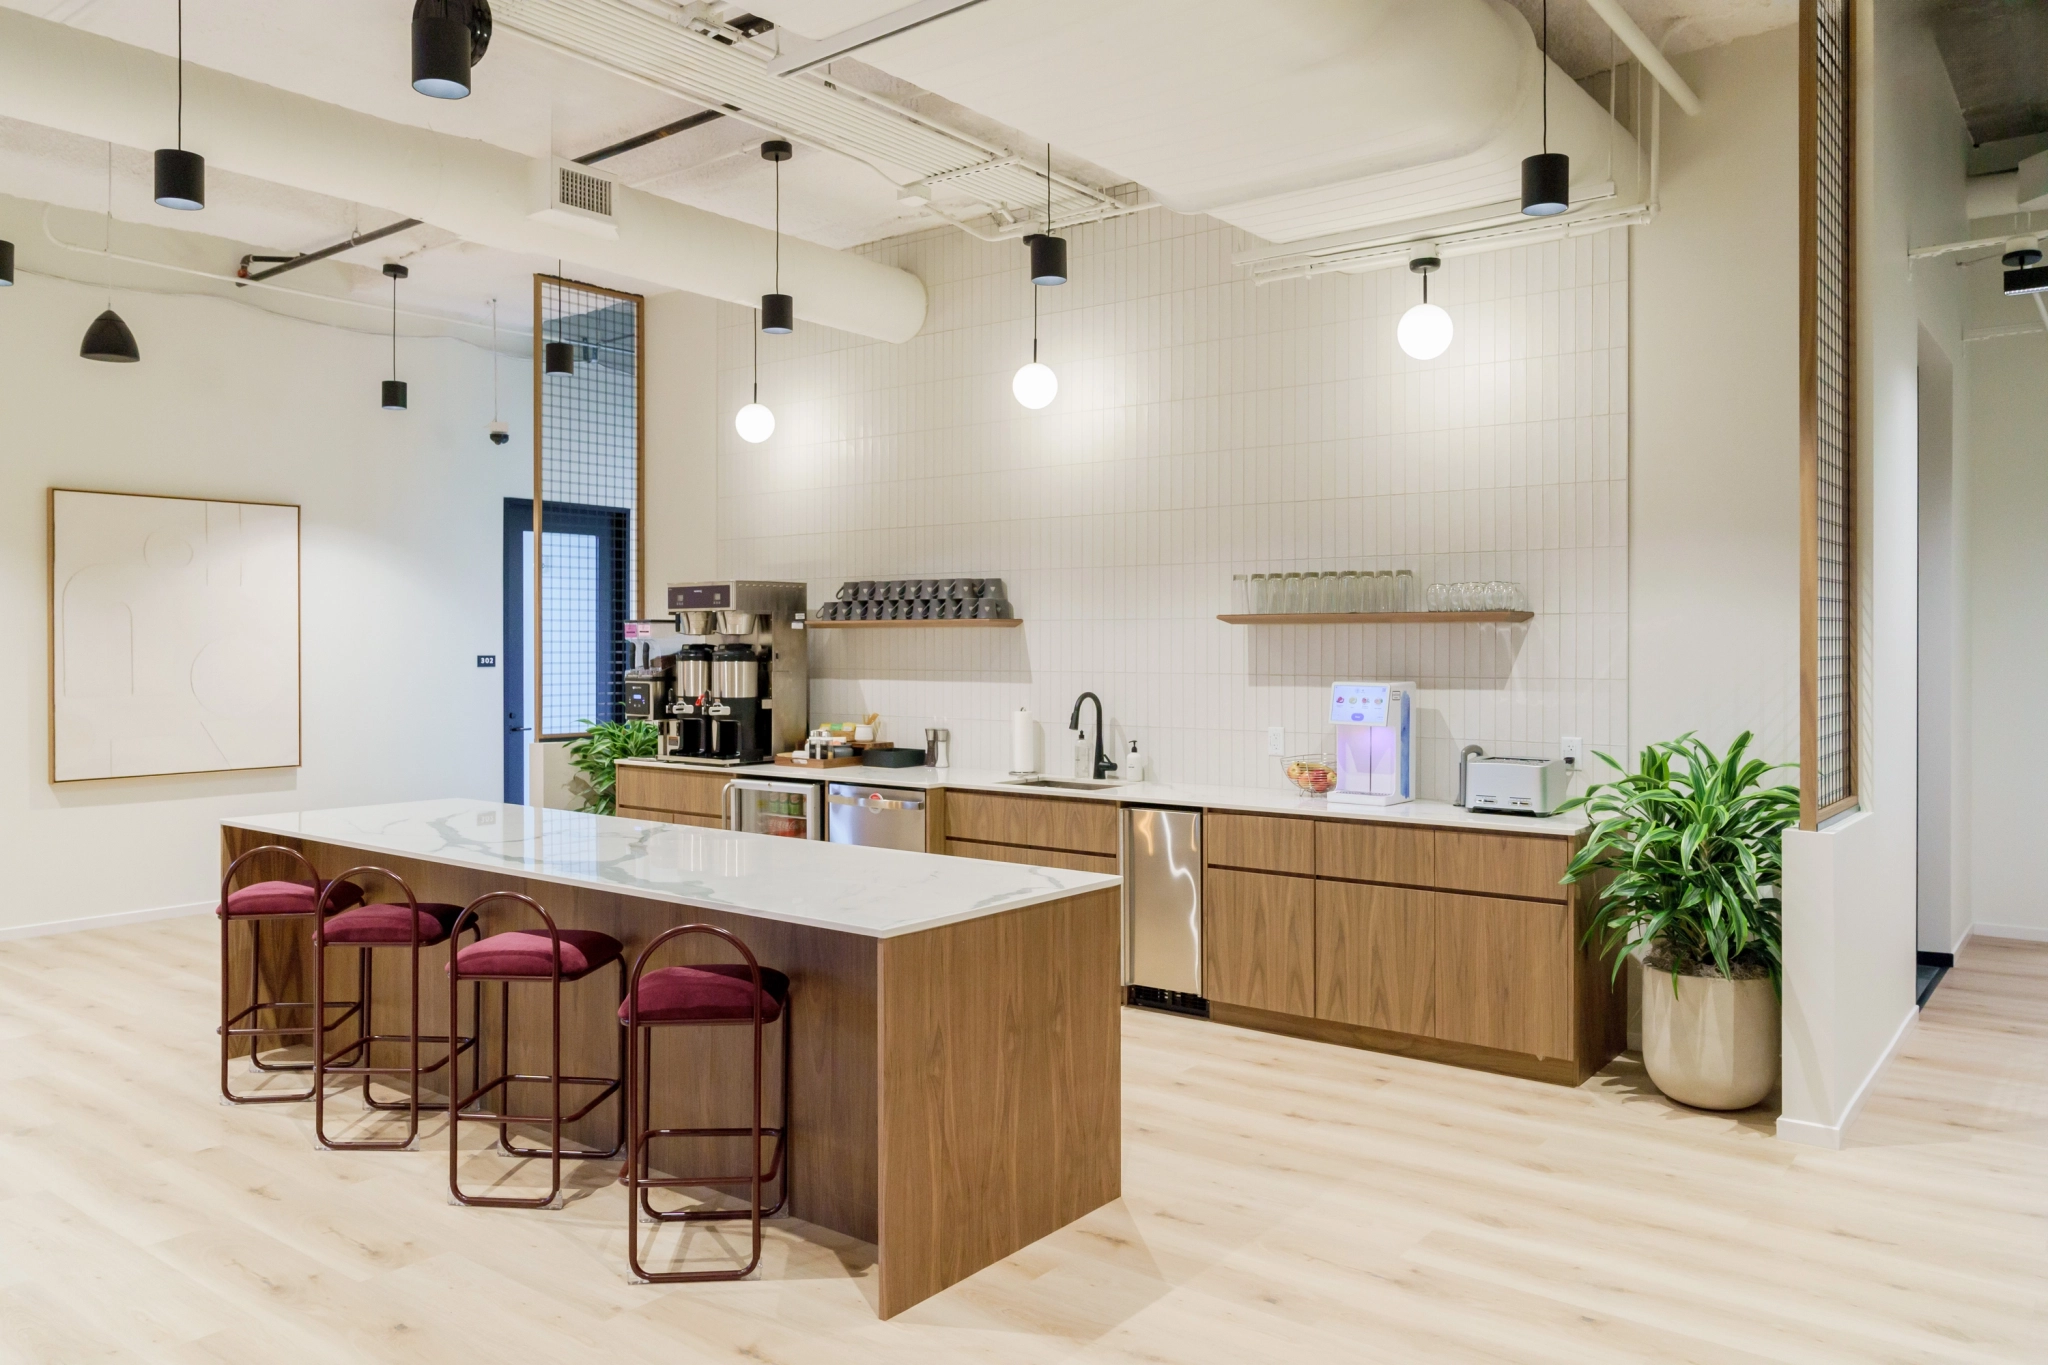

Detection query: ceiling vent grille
xmin=530 ymin=157 xmax=620 ymax=238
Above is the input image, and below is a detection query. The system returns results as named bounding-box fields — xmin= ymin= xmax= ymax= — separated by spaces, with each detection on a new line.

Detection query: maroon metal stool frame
xmin=622 ymin=923 xmax=791 ymax=1284
xmin=218 ymin=844 xmax=364 ymax=1105
xmin=311 ymin=867 xmax=478 ymax=1152
xmin=446 ymin=892 xmax=626 ymax=1210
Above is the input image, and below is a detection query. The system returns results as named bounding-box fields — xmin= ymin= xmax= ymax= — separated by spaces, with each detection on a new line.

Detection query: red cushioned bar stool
xmin=218 ymin=844 xmax=365 ymax=1105
xmin=311 ymin=867 xmax=479 ymax=1152
xmin=446 ymin=892 xmax=626 ymax=1209
xmin=620 ymin=924 xmax=791 ymax=1284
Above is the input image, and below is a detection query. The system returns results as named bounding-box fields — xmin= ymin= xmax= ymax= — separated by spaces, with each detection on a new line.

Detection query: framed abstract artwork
xmin=48 ymin=489 xmax=301 ymax=782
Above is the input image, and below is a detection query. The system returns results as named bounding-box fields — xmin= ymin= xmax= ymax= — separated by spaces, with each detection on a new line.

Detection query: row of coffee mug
xmin=815 ymin=576 xmax=1012 ymax=621
xmin=833 ymin=577 xmax=1005 ymax=602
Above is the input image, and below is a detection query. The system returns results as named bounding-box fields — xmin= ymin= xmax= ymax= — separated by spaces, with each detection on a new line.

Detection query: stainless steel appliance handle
xmin=827 ymin=793 xmax=924 ymax=811
xmin=722 ymin=781 xmax=737 ymax=830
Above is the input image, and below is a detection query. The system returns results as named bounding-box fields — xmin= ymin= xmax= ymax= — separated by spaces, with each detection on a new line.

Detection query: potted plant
xmin=563 ymin=719 xmax=661 ymax=816
xmin=1561 ymin=732 xmax=1798 ymax=1110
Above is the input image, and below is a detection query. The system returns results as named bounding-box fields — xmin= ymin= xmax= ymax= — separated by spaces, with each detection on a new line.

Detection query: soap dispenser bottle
xmin=1124 ymin=739 xmax=1146 ymax=782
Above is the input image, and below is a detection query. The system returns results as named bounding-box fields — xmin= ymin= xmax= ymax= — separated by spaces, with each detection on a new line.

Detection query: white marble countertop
xmin=617 ymin=759 xmax=1587 ymax=837
xmin=223 ymin=799 xmax=1120 ymax=939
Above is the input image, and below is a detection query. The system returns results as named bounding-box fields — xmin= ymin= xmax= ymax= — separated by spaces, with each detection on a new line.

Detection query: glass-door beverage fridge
xmin=722 ymin=777 xmax=822 ymax=839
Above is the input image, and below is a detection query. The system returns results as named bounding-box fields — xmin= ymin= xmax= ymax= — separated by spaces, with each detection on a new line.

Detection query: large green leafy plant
xmin=563 ymin=719 xmax=661 ymax=816
xmin=1561 ymin=732 xmax=1799 ymax=987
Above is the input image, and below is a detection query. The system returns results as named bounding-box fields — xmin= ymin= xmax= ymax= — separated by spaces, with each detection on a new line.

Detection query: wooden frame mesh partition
xmin=1799 ymin=0 xmax=1856 ymax=828
xmin=532 ymin=274 xmax=647 ymax=743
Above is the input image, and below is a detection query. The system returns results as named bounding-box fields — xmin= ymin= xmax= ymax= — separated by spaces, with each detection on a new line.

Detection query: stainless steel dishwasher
xmin=826 ymin=781 xmax=927 ymax=851
xmin=1122 ymin=806 xmax=1206 ymax=1015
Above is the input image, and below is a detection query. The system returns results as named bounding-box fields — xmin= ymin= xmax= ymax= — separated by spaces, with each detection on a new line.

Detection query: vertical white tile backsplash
xmin=714 ymin=216 xmax=1628 ymax=800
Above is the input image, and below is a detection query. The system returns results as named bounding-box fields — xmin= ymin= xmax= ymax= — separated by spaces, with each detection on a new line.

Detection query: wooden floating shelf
xmin=806 ymin=617 xmax=1023 ymax=629
xmin=1218 ymin=611 xmax=1533 ymax=625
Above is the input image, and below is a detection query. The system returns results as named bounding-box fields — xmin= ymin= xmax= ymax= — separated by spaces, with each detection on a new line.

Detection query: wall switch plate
xmin=1267 ymin=725 xmax=1286 ymax=756
xmin=1560 ymin=735 xmax=1584 ymax=767
xmin=477 ymin=655 xmax=497 ymax=668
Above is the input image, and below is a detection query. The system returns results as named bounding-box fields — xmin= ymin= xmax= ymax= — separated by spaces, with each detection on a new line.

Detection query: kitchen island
xmin=220 ymin=799 xmax=1122 ymax=1317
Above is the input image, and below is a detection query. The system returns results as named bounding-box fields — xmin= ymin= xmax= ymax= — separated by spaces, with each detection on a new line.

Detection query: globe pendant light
xmin=82 ymin=144 xmax=139 ymax=363
xmin=543 ymin=264 xmax=575 ymax=375
xmin=1012 ymin=143 xmax=1061 ymax=409
xmin=412 ymin=0 xmax=493 ymax=100
xmin=381 ymin=262 xmax=408 ymax=409
xmin=760 ymin=140 xmax=794 ymax=334
xmin=1521 ymin=0 xmax=1569 ymax=217
xmin=735 ymin=306 xmax=775 ymax=443
xmin=1397 ymin=250 xmax=1453 ymax=360
xmin=154 ymin=0 xmax=205 ymax=210
xmin=0 ymin=238 xmax=14 ymax=287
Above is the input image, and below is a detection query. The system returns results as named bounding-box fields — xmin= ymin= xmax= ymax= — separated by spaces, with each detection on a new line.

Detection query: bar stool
xmin=311 ymin=867 xmax=478 ymax=1151
xmin=218 ymin=844 xmax=365 ymax=1105
xmin=446 ymin=892 xmax=627 ymax=1209
xmin=620 ymin=924 xmax=791 ymax=1284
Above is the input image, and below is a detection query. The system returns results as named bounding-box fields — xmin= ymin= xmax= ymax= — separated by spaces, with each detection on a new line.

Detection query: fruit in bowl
xmin=1284 ymin=754 xmax=1337 ymax=795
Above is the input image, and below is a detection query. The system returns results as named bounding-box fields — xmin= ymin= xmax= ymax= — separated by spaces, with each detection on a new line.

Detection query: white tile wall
xmin=715 ymin=212 xmax=1628 ymax=800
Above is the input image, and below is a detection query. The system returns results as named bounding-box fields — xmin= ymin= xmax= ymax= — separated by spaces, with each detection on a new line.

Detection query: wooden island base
xmin=223 ymin=822 xmax=1122 ymax=1317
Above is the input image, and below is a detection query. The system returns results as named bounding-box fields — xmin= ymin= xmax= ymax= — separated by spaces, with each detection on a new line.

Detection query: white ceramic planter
xmin=1641 ymin=968 xmax=1780 ymax=1110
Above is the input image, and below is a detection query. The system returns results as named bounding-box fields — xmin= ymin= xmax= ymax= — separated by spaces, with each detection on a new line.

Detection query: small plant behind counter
xmin=1561 ymin=731 xmax=1799 ymax=1111
xmin=565 ymin=720 xmax=661 ymax=816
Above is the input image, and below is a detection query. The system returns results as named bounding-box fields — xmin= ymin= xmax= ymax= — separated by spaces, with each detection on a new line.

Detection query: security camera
xmin=488 ymin=420 xmax=510 ymax=446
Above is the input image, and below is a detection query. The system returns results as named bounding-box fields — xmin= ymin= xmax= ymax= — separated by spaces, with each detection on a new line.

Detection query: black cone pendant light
xmin=82 ymin=144 xmax=139 ymax=363
xmin=412 ymin=0 xmax=493 ymax=100
xmin=761 ymin=139 xmax=794 ymax=334
xmin=382 ymin=262 xmax=408 ymax=409
xmin=154 ymin=0 xmax=205 ymax=210
xmin=1521 ymin=0 xmax=1569 ymax=217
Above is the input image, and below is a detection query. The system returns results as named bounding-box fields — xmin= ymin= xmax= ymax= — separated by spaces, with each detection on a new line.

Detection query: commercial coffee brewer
xmin=644 ymin=580 xmax=808 ymax=767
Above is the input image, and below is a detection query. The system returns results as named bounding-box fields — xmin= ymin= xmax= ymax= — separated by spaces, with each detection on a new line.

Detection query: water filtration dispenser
xmin=1327 ymin=680 xmax=1415 ymax=810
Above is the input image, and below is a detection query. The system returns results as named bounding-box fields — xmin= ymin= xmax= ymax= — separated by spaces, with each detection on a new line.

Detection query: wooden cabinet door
xmin=1314 ymin=882 xmax=1435 ymax=1035
xmin=1203 ymin=869 xmax=1314 ymax=1017
xmin=1433 ymin=892 xmax=1573 ymax=1059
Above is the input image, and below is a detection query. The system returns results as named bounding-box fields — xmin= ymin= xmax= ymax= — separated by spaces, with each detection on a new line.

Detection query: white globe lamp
xmin=735 ymin=401 xmax=775 ymax=444
xmin=1397 ymin=249 xmax=1452 ymax=360
xmin=1012 ymin=361 xmax=1057 ymax=409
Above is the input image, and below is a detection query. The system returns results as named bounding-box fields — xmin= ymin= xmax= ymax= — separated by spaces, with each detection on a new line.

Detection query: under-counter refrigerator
xmin=723 ymin=777 xmax=822 ymax=839
xmin=1122 ymin=806 xmax=1205 ymax=1014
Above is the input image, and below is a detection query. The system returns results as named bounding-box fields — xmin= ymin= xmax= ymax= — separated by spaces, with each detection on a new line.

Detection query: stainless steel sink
xmin=998 ymin=777 xmax=1125 ymax=791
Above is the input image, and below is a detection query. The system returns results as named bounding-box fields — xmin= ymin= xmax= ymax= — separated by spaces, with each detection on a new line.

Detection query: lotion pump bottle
xmin=1124 ymin=739 xmax=1146 ymax=782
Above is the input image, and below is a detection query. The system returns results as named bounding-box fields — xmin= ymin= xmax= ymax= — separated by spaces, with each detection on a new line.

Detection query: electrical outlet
xmin=1267 ymin=726 xmax=1286 ymax=756
xmin=1561 ymin=735 xmax=1585 ymax=768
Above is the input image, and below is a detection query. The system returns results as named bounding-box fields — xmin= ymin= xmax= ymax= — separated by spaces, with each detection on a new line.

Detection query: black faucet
xmin=1068 ymin=692 xmax=1118 ymax=781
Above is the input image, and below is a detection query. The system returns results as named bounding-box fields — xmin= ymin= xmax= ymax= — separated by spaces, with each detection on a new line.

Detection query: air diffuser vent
xmin=529 ymin=156 xmax=620 ymax=238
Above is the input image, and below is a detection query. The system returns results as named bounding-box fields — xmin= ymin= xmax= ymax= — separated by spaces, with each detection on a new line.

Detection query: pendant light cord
xmin=1045 ymin=142 xmax=1052 ymax=234
xmin=753 ymin=307 xmax=760 ymax=402
xmin=773 ymin=154 xmax=781 ymax=295
xmin=104 ymin=142 xmax=113 ymax=302
xmin=1541 ymin=0 xmax=1549 ymax=154
xmin=390 ymin=271 xmax=398 ymax=380
xmin=176 ymin=0 xmax=184 ymax=150
xmin=490 ymin=297 xmax=500 ymax=420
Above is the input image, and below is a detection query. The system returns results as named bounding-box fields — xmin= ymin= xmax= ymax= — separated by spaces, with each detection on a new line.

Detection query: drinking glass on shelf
xmin=1318 ymin=573 xmax=1347 ymax=613
xmin=1393 ymin=569 xmax=1416 ymax=612
xmin=1510 ymin=583 xmax=1529 ymax=611
xmin=1280 ymin=572 xmax=1303 ymax=613
xmin=1250 ymin=573 xmax=1271 ymax=613
xmin=1425 ymin=582 xmax=1447 ymax=612
xmin=1376 ymin=571 xmax=1398 ymax=613
xmin=1337 ymin=570 xmax=1362 ymax=613
xmin=1232 ymin=574 xmax=1250 ymax=615
xmin=1488 ymin=581 xmax=1511 ymax=610
xmin=1299 ymin=572 xmax=1323 ymax=613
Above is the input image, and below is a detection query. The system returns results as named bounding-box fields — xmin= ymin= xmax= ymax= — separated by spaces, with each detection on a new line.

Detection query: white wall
xmin=709 ymin=213 xmax=1630 ymax=799
xmin=1 ymin=268 xmax=529 ymax=934
xmin=642 ymin=289 xmax=720 ymax=607
xmin=1779 ymin=0 xmax=1967 ymax=1145
xmin=1629 ymin=29 xmax=1802 ymax=766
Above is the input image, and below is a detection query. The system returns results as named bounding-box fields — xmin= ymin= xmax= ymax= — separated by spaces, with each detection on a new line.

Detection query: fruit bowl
xmin=1284 ymin=754 xmax=1337 ymax=795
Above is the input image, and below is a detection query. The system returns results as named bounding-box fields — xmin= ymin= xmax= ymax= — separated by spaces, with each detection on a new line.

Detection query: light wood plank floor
xmin=1 ymin=917 xmax=2042 ymax=1364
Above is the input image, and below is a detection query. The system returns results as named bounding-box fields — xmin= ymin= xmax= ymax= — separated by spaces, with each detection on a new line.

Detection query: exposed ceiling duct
xmin=0 ymin=4 xmax=927 ymax=343
xmin=745 ymin=0 xmax=1640 ymax=248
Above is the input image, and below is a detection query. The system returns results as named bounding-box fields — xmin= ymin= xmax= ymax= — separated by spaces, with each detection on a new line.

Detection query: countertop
xmin=616 ymin=759 xmax=1588 ymax=837
xmin=223 ymin=799 xmax=1120 ymax=939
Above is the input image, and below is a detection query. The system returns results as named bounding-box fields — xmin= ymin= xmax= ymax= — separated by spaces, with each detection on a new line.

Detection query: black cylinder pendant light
xmin=1024 ymin=143 xmax=1068 ymax=284
xmin=1521 ymin=0 xmax=1569 ymax=217
xmin=412 ymin=0 xmax=493 ymax=99
xmin=83 ymin=144 xmax=140 ymax=363
xmin=382 ymin=262 xmax=408 ymax=409
xmin=761 ymin=139 xmax=794 ymax=334
xmin=154 ymin=0 xmax=205 ymax=210
xmin=0 ymin=238 xmax=14 ymax=287
xmin=543 ymin=265 xmax=575 ymax=374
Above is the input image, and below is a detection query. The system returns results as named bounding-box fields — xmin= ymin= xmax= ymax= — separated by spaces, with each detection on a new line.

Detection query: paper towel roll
xmin=1011 ymin=707 xmax=1036 ymax=774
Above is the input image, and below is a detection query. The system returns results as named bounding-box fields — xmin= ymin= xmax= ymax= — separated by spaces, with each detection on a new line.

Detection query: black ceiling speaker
xmin=761 ymin=139 xmax=794 ymax=334
xmin=382 ymin=262 xmax=408 ymax=408
xmin=1028 ymin=142 xmax=1067 ymax=283
xmin=413 ymin=0 xmax=493 ymax=99
xmin=81 ymin=309 xmax=141 ymax=363
xmin=1521 ymin=0 xmax=1569 ymax=217
xmin=0 ymin=238 xmax=14 ymax=287
xmin=154 ymin=0 xmax=205 ymax=209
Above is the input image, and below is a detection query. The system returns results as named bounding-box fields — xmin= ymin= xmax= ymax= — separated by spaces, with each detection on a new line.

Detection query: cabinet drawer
xmin=1433 ymin=892 xmax=1572 ymax=1059
xmin=1203 ymin=868 xmax=1314 ymax=1017
xmin=1206 ymin=812 xmax=1315 ymax=875
xmin=615 ymin=806 xmax=723 ymax=830
xmin=615 ymin=765 xmax=729 ymax=819
xmin=1315 ymin=881 xmax=1435 ymax=1036
xmin=1433 ymin=831 xmax=1569 ymax=902
xmin=946 ymin=791 xmax=1117 ymax=856
xmin=947 ymin=840 xmax=1117 ymax=877
xmin=1315 ymin=820 xmax=1435 ymax=886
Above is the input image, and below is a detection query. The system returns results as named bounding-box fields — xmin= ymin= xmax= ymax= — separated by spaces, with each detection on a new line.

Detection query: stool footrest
xmin=456 ymin=1073 xmax=621 ymax=1126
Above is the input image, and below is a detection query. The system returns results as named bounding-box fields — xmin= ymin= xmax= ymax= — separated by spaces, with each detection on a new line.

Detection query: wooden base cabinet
xmin=1433 ymin=893 xmax=1573 ymax=1060
xmin=1203 ymin=869 xmax=1314 ymax=1017
xmin=1314 ymin=882 xmax=1435 ymax=1037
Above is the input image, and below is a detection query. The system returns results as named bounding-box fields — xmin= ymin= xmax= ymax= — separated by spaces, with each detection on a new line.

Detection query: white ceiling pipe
xmin=1577 ymin=0 xmax=1701 ymax=116
xmin=0 ymin=7 xmax=926 ymax=344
